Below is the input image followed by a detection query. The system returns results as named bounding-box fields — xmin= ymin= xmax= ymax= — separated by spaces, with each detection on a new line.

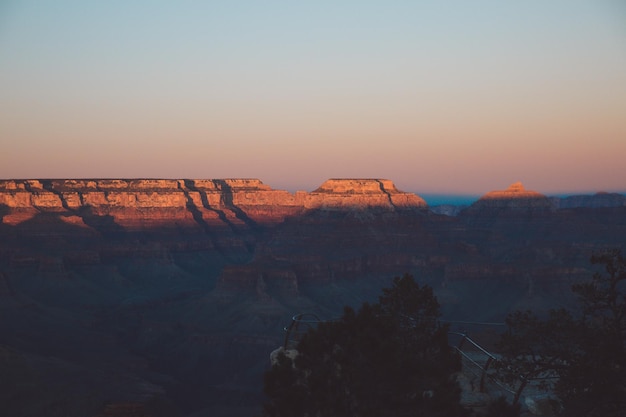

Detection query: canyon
xmin=0 ymin=178 xmax=625 ymax=416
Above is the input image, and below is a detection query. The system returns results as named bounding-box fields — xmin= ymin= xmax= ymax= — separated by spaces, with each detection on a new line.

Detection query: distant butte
xmin=465 ymin=182 xmax=552 ymax=212
xmin=480 ymin=182 xmax=546 ymax=200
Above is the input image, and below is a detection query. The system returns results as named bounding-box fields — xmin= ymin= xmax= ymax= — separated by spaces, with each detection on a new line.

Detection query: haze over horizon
xmin=1 ymin=1 xmax=625 ymax=195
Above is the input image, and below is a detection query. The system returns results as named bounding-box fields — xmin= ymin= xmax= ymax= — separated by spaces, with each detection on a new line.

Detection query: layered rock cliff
xmin=0 ymin=178 xmax=427 ymax=229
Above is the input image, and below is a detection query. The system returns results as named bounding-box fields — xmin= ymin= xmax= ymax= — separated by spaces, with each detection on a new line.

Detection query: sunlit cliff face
xmin=0 ymin=178 xmax=427 ymax=227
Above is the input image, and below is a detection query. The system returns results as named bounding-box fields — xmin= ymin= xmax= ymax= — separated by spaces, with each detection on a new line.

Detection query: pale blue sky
xmin=1 ymin=1 xmax=625 ymax=193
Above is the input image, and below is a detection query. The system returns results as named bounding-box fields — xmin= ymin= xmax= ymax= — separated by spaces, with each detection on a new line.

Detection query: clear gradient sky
xmin=1 ymin=1 xmax=625 ymax=194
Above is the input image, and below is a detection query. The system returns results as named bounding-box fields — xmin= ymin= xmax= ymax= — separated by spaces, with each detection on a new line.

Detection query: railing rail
xmin=283 ymin=313 xmax=332 ymax=349
xmin=448 ymin=331 xmax=559 ymax=404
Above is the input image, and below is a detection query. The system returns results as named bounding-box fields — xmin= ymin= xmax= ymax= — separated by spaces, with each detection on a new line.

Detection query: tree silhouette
xmin=262 ymin=273 xmax=467 ymax=417
xmin=497 ymin=249 xmax=626 ymax=417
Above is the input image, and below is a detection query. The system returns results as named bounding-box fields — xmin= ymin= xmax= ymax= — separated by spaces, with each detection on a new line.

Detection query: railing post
xmin=480 ymin=356 xmax=493 ymax=392
xmin=457 ymin=333 xmax=467 ymax=350
xmin=513 ymin=378 xmax=528 ymax=404
xmin=283 ymin=313 xmax=325 ymax=349
xmin=283 ymin=313 xmax=305 ymax=349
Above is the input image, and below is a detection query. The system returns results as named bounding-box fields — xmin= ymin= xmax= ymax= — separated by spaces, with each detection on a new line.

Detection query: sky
xmin=1 ymin=1 xmax=625 ymax=194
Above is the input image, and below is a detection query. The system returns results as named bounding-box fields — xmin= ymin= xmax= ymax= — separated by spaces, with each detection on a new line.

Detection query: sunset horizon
xmin=0 ymin=175 xmax=623 ymax=198
xmin=2 ymin=1 xmax=625 ymax=196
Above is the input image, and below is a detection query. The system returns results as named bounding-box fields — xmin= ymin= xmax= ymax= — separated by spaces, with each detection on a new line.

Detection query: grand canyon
xmin=1 ymin=178 xmax=625 ymax=416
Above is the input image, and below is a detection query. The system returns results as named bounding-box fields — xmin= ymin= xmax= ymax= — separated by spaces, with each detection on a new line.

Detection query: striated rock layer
xmin=0 ymin=178 xmax=427 ymax=229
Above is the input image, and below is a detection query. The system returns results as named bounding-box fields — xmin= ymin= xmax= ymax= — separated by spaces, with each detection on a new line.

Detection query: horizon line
xmin=0 ymin=177 xmax=624 ymax=198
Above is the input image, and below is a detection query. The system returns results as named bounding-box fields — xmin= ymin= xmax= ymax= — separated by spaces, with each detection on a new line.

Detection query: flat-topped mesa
xmin=467 ymin=182 xmax=552 ymax=211
xmin=305 ymin=179 xmax=427 ymax=210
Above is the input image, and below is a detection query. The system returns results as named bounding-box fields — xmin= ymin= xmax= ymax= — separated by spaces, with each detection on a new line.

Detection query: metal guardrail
xmin=282 ymin=314 xmax=557 ymax=405
xmin=449 ymin=331 xmax=529 ymax=403
xmin=449 ymin=332 xmax=559 ymax=404
xmin=450 ymin=332 xmax=500 ymax=394
xmin=283 ymin=313 xmax=330 ymax=349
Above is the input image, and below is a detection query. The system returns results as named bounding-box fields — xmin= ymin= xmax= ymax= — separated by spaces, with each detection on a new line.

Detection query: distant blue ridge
xmin=420 ymin=194 xmax=480 ymax=206
xmin=421 ymin=191 xmax=626 ymax=207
